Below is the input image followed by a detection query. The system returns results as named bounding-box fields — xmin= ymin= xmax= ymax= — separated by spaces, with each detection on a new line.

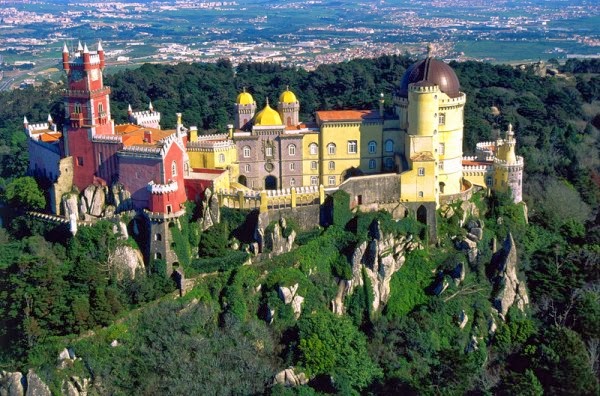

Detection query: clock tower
xmin=62 ymin=41 xmax=116 ymax=190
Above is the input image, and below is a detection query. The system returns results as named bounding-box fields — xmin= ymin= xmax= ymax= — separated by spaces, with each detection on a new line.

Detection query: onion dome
xmin=236 ymin=88 xmax=255 ymax=105
xmin=399 ymin=57 xmax=461 ymax=98
xmin=254 ymin=100 xmax=283 ymax=126
xmin=279 ymin=86 xmax=298 ymax=103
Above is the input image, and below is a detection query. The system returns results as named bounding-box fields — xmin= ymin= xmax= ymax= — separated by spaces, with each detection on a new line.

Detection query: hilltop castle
xmin=25 ymin=41 xmax=523 ymax=274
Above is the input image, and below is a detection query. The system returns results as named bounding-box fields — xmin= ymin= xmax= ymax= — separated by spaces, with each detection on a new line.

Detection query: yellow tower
xmin=493 ymin=124 xmax=524 ymax=203
xmin=278 ymin=86 xmax=300 ymax=127
xmin=397 ymin=57 xmax=466 ymax=205
xmin=234 ymin=88 xmax=256 ymax=130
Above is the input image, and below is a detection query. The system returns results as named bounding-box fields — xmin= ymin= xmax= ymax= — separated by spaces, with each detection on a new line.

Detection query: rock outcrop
xmin=81 ymin=184 xmax=106 ymax=218
xmin=110 ymin=245 xmax=145 ymax=280
xmin=278 ymin=283 xmax=304 ymax=319
xmin=256 ymin=215 xmax=296 ymax=256
xmin=25 ymin=370 xmax=50 ymax=396
xmin=110 ymin=183 xmax=132 ymax=212
xmin=490 ymin=233 xmax=529 ymax=319
xmin=273 ymin=367 xmax=308 ymax=387
xmin=347 ymin=220 xmax=418 ymax=311
xmin=0 ymin=371 xmax=24 ymax=396
xmin=198 ymin=188 xmax=220 ymax=231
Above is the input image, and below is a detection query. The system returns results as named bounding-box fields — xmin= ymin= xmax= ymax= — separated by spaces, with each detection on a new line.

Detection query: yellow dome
xmin=254 ymin=103 xmax=283 ymax=126
xmin=279 ymin=88 xmax=297 ymax=103
xmin=236 ymin=89 xmax=255 ymax=105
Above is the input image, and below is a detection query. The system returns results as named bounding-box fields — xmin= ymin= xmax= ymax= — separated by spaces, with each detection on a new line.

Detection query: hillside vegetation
xmin=0 ymin=57 xmax=598 ymax=394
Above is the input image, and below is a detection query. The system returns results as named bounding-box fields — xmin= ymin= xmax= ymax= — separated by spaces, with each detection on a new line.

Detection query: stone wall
xmin=337 ymin=173 xmax=400 ymax=206
xmin=261 ymin=205 xmax=321 ymax=231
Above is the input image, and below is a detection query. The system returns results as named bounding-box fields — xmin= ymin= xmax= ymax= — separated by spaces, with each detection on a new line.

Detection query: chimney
xmin=144 ymin=130 xmax=153 ymax=144
xmin=189 ymin=126 xmax=198 ymax=142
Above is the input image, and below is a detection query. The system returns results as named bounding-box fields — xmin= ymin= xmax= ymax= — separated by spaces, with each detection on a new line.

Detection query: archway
xmin=238 ymin=175 xmax=247 ymax=187
xmin=439 ymin=182 xmax=445 ymax=194
xmin=265 ymin=175 xmax=277 ymax=190
xmin=341 ymin=167 xmax=363 ymax=181
xmin=417 ymin=205 xmax=427 ymax=225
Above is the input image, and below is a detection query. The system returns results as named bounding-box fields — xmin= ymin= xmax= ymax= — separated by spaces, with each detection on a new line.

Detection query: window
xmin=218 ymin=153 xmax=225 ymax=163
xmin=328 ymin=161 xmax=335 ymax=170
xmin=77 ymin=156 xmax=84 ymax=166
xmin=418 ymin=191 xmax=424 ymax=198
xmin=265 ymin=147 xmax=273 ymax=157
xmin=244 ymin=164 xmax=251 ymax=172
xmin=418 ymin=167 xmax=425 ymax=176
xmin=385 ymin=157 xmax=394 ymax=169
xmin=74 ymin=103 xmax=81 ymax=114
xmin=290 ymin=178 xmax=296 ymax=186
xmin=243 ymin=146 xmax=251 ymax=158
xmin=309 ymin=143 xmax=318 ymax=155
xmin=438 ymin=161 xmax=444 ymax=170
xmin=327 ymin=143 xmax=336 ymax=155
xmin=154 ymin=252 xmax=162 ymax=260
xmin=439 ymin=143 xmax=445 ymax=155
xmin=98 ymin=152 xmax=103 ymax=166
xmin=311 ymin=161 xmax=318 ymax=170
xmin=288 ymin=144 xmax=296 ymax=156
xmin=385 ymin=139 xmax=394 ymax=153
xmin=311 ymin=176 xmax=318 ymax=186
xmin=368 ymin=141 xmax=377 ymax=154
xmin=368 ymin=159 xmax=376 ymax=169
xmin=347 ymin=140 xmax=357 ymax=154
xmin=171 ymin=161 xmax=177 ymax=177
xmin=290 ymin=162 xmax=295 ymax=171
xmin=98 ymin=103 xmax=104 ymax=113
xmin=328 ymin=176 xmax=336 ymax=186
xmin=439 ymin=113 xmax=446 ymax=125
xmin=486 ymin=176 xmax=493 ymax=186
xmin=154 ymin=233 xmax=162 ymax=241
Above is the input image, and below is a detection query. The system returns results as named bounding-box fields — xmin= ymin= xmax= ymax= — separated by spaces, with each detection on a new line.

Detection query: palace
xmin=25 ymin=41 xmax=523 ymax=273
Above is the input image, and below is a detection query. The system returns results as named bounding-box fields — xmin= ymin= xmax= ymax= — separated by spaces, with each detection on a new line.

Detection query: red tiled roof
xmin=316 ymin=110 xmax=379 ymax=122
xmin=114 ymin=124 xmax=176 ymax=147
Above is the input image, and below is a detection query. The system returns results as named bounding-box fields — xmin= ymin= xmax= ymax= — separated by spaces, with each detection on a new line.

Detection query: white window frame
xmin=218 ymin=153 xmax=225 ymax=163
xmin=288 ymin=144 xmax=296 ymax=156
xmin=290 ymin=162 xmax=295 ymax=171
xmin=439 ymin=143 xmax=445 ymax=155
xmin=328 ymin=176 xmax=336 ymax=186
xmin=347 ymin=140 xmax=357 ymax=154
xmin=439 ymin=113 xmax=446 ymax=125
xmin=243 ymin=146 xmax=251 ymax=158
xmin=418 ymin=167 xmax=425 ymax=176
xmin=328 ymin=161 xmax=335 ymax=170
xmin=327 ymin=143 xmax=336 ymax=155
xmin=265 ymin=147 xmax=273 ymax=157
xmin=309 ymin=143 xmax=318 ymax=155
xmin=310 ymin=176 xmax=318 ymax=186
xmin=244 ymin=164 xmax=251 ymax=172
xmin=311 ymin=161 xmax=318 ymax=170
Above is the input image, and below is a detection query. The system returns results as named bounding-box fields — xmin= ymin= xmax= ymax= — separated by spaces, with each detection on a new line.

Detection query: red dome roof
xmin=399 ymin=58 xmax=461 ymax=98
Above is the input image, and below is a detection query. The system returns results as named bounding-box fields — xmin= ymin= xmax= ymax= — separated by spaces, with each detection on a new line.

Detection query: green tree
xmin=2 ymin=176 xmax=45 ymax=210
xmin=297 ymin=310 xmax=381 ymax=392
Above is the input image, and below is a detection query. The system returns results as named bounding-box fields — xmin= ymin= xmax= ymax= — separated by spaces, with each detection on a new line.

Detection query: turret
xmin=128 ymin=104 xmax=133 ymax=116
xmin=62 ymin=43 xmax=70 ymax=71
xmin=23 ymin=116 xmax=28 ymax=129
xmin=97 ymin=40 xmax=105 ymax=69
xmin=149 ymin=101 xmax=154 ymax=113
xmin=82 ymin=43 xmax=91 ymax=71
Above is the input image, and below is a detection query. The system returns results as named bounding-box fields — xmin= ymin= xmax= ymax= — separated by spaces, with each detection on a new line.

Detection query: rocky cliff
xmin=343 ymin=220 xmax=420 ymax=312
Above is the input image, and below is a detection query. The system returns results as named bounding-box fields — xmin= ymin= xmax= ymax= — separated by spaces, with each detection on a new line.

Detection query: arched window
xmin=218 ymin=153 xmax=225 ymax=163
xmin=244 ymin=164 xmax=251 ymax=172
xmin=327 ymin=143 xmax=336 ymax=155
xmin=290 ymin=162 xmax=295 ymax=171
xmin=310 ymin=161 xmax=318 ymax=170
xmin=154 ymin=252 xmax=162 ymax=260
xmin=328 ymin=161 xmax=335 ymax=170
xmin=154 ymin=233 xmax=162 ymax=241
xmin=288 ymin=144 xmax=296 ymax=156
xmin=171 ymin=161 xmax=177 ymax=177
xmin=309 ymin=143 xmax=318 ymax=155
xmin=385 ymin=139 xmax=394 ymax=153
xmin=74 ymin=103 xmax=81 ymax=114
xmin=347 ymin=140 xmax=357 ymax=154
xmin=310 ymin=176 xmax=318 ymax=186
xmin=368 ymin=159 xmax=376 ymax=169
xmin=290 ymin=178 xmax=296 ymax=186
xmin=243 ymin=146 xmax=251 ymax=158
xmin=368 ymin=141 xmax=377 ymax=154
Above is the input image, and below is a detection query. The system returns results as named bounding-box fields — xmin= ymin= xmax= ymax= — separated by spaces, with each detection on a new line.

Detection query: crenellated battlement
xmin=92 ymin=134 xmax=122 ymax=143
xmin=147 ymin=180 xmax=179 ymax=194
xmin=494 ymin=156 xmax=524 ymax=168
xmin=409 ymin=83 xmax=440 ymax=93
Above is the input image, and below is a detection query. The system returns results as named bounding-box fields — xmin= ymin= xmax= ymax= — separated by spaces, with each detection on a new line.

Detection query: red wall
xmin=118 ymin=155 xmax=162 ymax=210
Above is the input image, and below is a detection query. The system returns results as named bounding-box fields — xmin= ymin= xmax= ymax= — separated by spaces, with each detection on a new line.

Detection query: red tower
xmin=63 ymin=41 xmax=115 ymax=190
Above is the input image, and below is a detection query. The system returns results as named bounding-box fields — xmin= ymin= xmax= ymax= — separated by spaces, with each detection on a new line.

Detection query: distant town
xmin=0 ymin=0 xmax=598 ymax=90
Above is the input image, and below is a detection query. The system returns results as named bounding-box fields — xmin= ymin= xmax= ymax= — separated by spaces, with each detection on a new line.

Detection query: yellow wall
xmin=301 ymin=132 xmax=320 ymax=187
xmin=399 ymin=160 xmax=436 ymax=203
xmin=187 ymin=146 xmax=238 ymax=172
xmin=319 ymin=122 xmax=361 ymax=186
xmin=359 ymin=122 xmax=383 ymax=173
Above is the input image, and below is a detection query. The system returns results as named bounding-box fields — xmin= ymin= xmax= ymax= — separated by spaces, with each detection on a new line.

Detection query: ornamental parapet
xmin=463 ymin=155 xmax=494 ymax=162
xmin=143 ymin=208 xmax=186 ymax=221
xmin=92 ymin=134 xmax=122 ymax=143
xmin=147 ymin=180 xmax=178 ymax=194
xmin=409 ymin=83 xmax=440 ymax=93
xmin=187 ymin=140 xmax=233 ymax=150
xmin=65 ymin=87 xmax=111 ymax=99
xmin=493 ymin=156 xmax=524 ymax=168
xmin=120 ymin=145 xmax=162 ymax=155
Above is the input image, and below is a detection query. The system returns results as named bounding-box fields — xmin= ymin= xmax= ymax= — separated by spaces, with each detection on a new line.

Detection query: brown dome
xmin=399 ymin=58 xmax=461 ymax=98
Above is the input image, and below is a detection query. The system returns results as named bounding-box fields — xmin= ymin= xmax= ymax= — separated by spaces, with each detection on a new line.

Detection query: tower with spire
xmin=278 ymin=86 xmax=300 ymax=127
xmin=234 ymin=88 xmax=256 ymax=130
xmin=493 ymin=124 xmax=523 ymax=203
xmin=62 ymin=40 xmax=116 ymax=190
